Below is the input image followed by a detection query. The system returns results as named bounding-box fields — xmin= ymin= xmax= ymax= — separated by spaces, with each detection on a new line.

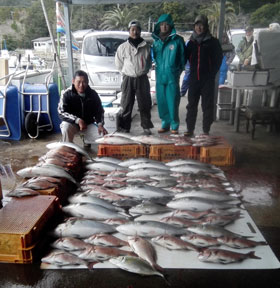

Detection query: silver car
xmin=80 ymin=31 xmax=129 ymax=92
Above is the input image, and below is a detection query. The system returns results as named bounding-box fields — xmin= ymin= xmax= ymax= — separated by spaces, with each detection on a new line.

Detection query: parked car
xmin=80 ymin=31 xmax=128 ymax=92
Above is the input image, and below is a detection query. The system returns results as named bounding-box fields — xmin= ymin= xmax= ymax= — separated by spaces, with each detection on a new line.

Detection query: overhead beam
xmin=56 ymin=0 xmax=186 ymax=4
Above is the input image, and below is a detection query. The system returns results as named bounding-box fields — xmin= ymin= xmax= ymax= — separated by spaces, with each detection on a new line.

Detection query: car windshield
xmin=83 ymin=35 xmax=127 ymax=56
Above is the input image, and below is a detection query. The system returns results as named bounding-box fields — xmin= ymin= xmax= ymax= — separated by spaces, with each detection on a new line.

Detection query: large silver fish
xmin=198 ymin=248 xmax=261 ymax=264
xmin=86 ymin=162 xmax=124 ymax=172
xmin=68 ymin=193 xmax=124 ymax=212
xmin=7 ymin=187 xmax=40 ymax=197
xmin=118 ymin=157 xmax=159 ymax=167
xmin=129 ymin=201 xmax=171 ymax=215
xmin=84 ymin=233 xmax=129 ymax=247
xmin=129 ymin=162 xmax=169 ymax=171
xmin=166 ymin=159 xmax=213 ymax=167
xmin=109 ymin=256 xmax=165 ymax=278
xmin=52 ymin=217 xmax=116 ymax=238
xmin=116 ymin=221 xmax=186 ymax=237
xmin=167 ymin=197 xmax=242 ymax=211
xmin=95 ymin=135 xmax=137 ymax=145
xmin=126 ymin=168 xmax=170 ymax=178
xmin=17 ymin=165 xmax=77 ymax=185
xmin=92 ymin=157 xmax=121 ymax=165
xmin=46 ymin=141 xmax=92 ymax=160
xmin=131 ymin=135 xmax=174 ymax=145
xmin=170 ymin=164 xmax=220 ymax=174
xmin=62 ymin=203 xmax=130 ymax=220
xmin=111 ymin=184 xmax=173 ymax=199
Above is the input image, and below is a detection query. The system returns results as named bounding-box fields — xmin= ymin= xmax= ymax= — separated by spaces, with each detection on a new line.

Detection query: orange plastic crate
xmin=97 ymin=144 xmax=148 ymax=159
xmin=149 ymin=144 xmax=199 ymax=162
xmin=0 ymin=195 xmax=60 ymax=263
xmin=199 ymin=137 xmax=235 ymax=166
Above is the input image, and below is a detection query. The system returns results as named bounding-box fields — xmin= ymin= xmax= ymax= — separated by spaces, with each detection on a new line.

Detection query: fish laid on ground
xmin=160 ymin=216 xmax=198 ymax=228
xmin=46 ymin=141 xmax=92 ymax=160
xmin=170 ymin=164 xmax=220 ymax=175
xmin=112 ymin=198 xmax=142 ymax=209
xmin=129 ymin=162 xmax=170 ymax=171
xmin=73 ymin=245 xmax=135 ymax=262
xmin=17 ymin=165 xmax=77 ymax=185
xmin=109 ymin=256 xmax=165 ymax=279
xmin=128 ymin=235 xmax=162 ymax=272
xmin=52 ymin=217 xmax=116 ymax=238
xmin=217 ymin=236 xmax=267 ymax=249
xmin=116 ymin=221 xmax=186 ymax=237
xmin=147 ymin=179 xmax=178 ymax=188
xmin=126 ymin=168 xmax=170 ymax=178
xmin=186 ymin=224 xmax=248 ymax=239
xmin=22 ymin=176 xmax=61 ymax=190
xmin=41 ymin=250 xmax=91 ymax=268
xmin=198 ymin=248 xmax=261 ymax=264
xmin=84 ymin=233 xmax=129 ymax=247
xmin=166 ymin=159 xmax=213 ymax=167
xmin=51 ymin=237 xmax=92 ymax=252
xmin=95 ymin=135 xmax=137 ymax=145
xmin=6 ymin=187 xmax=40 ymax=197
xmin=68 ymin=193 xmax=124 ymax=212
xmin=86 ymin=162 xmax=124 ymax=172
xmin=102 ymin=180 xmax=127 ymax=189
xmin=92 ymin=157 xmax=122 ymax=165
xmin=151 ymin=234 xmax=199 ymax=251
xmin=129 ymin=201 xmax=171 ymax=215
xmin=131 ymin=135 xmax=174 ymax=145
xmin=62 ymin=203 xmax=130 ymax=220
xmin=103 ymin=218 xmax=130 ymax=226
xmin=174 ymin=189 xmax=240 ymax=203
xmin=118 ymin=157 xmax=160 ymax=167
xmin=167 ymin=197 xmax=242 ymax=212
xmin=180 ymin=234 xmax=220 ymax=248
xmin=198 ymin=213 xmax=241 ymax=226
xmin=111 ymin=184 xmax=173 ymax=199
xmin=171 ymin=209 xmax=213 ymax=220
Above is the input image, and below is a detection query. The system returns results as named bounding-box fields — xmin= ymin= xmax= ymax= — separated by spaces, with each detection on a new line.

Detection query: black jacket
xmin=185 ymin=33 xmax=223 ymax=81
xmin=58 ymin=84 xmax=104 ymax=125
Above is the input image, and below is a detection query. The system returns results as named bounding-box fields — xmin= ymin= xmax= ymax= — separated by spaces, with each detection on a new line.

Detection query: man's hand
xmin=78 ymin=119 xmax=87 ymax=131
xmin=98 ymin=124 xmax=108 ymax=136
xmin=244 ymin=59 xmax=250 ymax=66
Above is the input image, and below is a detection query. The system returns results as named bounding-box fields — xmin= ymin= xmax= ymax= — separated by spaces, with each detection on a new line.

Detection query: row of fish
xmin=37 ymin=150 xmax=267 ymax=278
xmin=95 ymin=133 xmax=220 ymax=147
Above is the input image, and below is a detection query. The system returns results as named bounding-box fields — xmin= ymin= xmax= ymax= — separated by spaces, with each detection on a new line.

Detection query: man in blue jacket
xmin=152 ymin=14 xmax=185 ymax=134
xmin=184 ymin=15 xmax=223 ymax=136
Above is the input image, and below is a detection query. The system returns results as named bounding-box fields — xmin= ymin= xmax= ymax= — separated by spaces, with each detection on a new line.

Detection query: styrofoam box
xmin=84 ymin=107 xmax=121 ymax=144
xmin=227 ymin=70 xmax=269 ymax=87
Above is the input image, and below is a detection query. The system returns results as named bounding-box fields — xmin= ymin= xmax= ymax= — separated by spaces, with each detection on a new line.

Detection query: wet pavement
xmin=0 ymin=96 xmax=280 ymax=287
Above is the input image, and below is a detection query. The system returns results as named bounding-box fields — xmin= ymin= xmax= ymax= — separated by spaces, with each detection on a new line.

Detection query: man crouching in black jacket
xmin=58 ymin=70 xmax=107 ymax=144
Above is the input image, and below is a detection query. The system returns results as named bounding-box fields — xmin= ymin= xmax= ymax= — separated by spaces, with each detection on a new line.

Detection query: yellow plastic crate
xmin=149 ymin=144 xmax=200 ymax=162
xmin=0 ymin=195 xmax=60 ymax=263
xmin=97 ymin=144 xmax=148 ymax=159
xmin=199 ymin=138 xmax=235 ymax=166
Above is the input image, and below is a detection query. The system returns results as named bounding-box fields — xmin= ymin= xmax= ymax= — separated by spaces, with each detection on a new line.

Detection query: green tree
xmin=21 ymin=0 xmax=55 ymax=48
xmin=231 ymin=0 xmax=277 ymax=14
xmin=201 ymin=1 xmax=236 ymax=36
xmin=250 ymin=2 xmax=280 ymax=27
xmin=100 ymin=5 xmax=139 ymax=31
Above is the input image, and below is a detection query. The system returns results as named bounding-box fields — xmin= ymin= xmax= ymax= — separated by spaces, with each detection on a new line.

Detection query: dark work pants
xmin=186 ymin=77 xmax=215 ymax=133
xmin=119 ymin=74 xmax=154 ymax=131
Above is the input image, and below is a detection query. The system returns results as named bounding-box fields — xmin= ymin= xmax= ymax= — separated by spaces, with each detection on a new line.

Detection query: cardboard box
xmin=227 ymin=70 xmax=269 ymax=87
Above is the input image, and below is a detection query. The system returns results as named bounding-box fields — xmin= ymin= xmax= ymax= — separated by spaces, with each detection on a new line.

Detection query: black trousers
xmin=186 ymin=77 xmax=215 ymax=133
xmin=119 ymin=74 xmax=154 ymax=131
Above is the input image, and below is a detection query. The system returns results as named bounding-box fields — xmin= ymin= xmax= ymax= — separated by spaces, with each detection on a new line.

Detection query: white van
xmin=80 ymin=31 xmax=129 ymax=92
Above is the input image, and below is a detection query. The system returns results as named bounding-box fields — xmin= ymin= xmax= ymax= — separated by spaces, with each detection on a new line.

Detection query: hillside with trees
xmin=0 ymin=0 xmax=278 ymax=50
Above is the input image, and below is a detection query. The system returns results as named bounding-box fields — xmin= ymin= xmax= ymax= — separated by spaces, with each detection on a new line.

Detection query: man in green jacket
xmin=152 ymin=14 xmax=185 ymax=134
xmin=236 ymin=26 xmax=254 ymax=67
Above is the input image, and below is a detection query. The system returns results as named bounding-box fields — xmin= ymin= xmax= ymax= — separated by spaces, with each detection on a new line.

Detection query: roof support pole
xmin=40 ymin=0 xmax=66 ymax=89
xmin=214 ymin=0 xmax=226 ymax=121
xmin=63 ymin=2 xmax=74 ymax=82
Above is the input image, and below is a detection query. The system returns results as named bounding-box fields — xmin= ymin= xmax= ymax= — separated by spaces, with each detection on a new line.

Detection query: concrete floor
xmin=0 ymin=96 xmax=280 ymax=287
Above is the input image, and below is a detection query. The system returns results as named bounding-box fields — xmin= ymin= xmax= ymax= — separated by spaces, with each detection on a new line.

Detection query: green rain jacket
xmin=152 ymin=14 xmax=185 ymax=84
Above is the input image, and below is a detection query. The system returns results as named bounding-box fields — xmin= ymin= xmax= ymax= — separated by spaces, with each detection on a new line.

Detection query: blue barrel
xmin=0 ymin=85 xmax=21 ymax=140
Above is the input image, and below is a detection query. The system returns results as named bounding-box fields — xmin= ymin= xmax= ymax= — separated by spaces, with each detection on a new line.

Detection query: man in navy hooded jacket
xmin=184 ymin=15 xmax=223 ymax=136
